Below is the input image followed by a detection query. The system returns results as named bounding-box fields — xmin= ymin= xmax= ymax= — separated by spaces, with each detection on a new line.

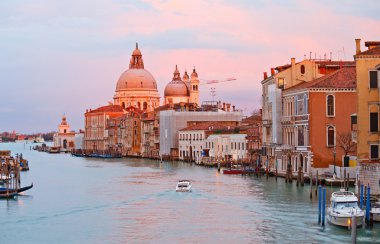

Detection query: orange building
xmin=281 ymin=67 xmax=357 ymax=175
xmin=84 ymin=105 xmax=125 ymax=153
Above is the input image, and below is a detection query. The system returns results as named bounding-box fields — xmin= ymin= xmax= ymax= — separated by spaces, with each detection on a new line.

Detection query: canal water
xmin=0 ymin=142 xmax=379 ymax=244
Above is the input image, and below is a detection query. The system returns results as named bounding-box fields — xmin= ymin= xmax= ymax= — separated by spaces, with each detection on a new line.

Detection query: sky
xmin=1 ymin=0 xmax=380 ymax=133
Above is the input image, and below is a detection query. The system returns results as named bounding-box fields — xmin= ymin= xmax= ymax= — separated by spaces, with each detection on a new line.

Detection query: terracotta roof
xmin=357 ymin=45 xmax=380 ymax=56
xmin=285 ymin=67 xmax=356 ymax=92
xmin=315 ymin=60 xmax=355 ymax=67
xmin=179 ymin=122 xmax=230 ymax=131
xmin=87 ymin=105 xmax=124 ymax=114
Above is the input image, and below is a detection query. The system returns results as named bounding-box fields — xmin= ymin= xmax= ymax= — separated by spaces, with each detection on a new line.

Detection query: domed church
xmin=113 ymin=43 xmax=160 ymax=112
xmin=164 ymin=65 xmax=199 ymax=106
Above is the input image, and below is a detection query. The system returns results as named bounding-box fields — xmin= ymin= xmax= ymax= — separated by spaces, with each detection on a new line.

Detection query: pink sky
xmin=1 ymin=0 xmax=380 ymax=133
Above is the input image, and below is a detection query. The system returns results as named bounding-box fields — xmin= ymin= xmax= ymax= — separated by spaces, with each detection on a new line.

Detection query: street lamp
xmin=333 ymin=146 xmax=336 ymax=177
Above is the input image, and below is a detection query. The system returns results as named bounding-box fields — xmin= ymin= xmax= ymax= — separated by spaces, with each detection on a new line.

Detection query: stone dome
xmin=164 ymin=65 xmax=190 ymax=97
xmin=164 ymin=80 xmax=189 ymax=97
xmin=116 ymin=69 xmax=158 ymax=91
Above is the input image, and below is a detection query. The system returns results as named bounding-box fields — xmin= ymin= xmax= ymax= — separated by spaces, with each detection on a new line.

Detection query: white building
xmin=53 ymin=115 xmax=76 ymax=152
xmin=160 ymin=108 xmax=243 ymax=159
xmin=205 ymin=133 xmax=248 ymax=161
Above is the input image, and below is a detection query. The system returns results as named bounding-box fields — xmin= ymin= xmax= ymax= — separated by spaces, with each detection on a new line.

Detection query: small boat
xmin=176 ymin=180 xmax=192 ymax=192
xmin=222 ymin=168 xmax=244 ymax=174
xmin=48 ymin=147 xmax=60 ymax=153
xmin=370 ymin=202 xmax=380 ymax=222
xmin=0 ymin=183 xmax=33 ymax=195
xmin=0 ymin=191 xmax=18 ymax=199
xmin=327 ymin=190 xmax=364 ymax=227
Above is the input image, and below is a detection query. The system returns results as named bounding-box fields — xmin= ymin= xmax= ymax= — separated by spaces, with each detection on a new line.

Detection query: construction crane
xmin=198 ymin=77 xmax=237 ymax=102
xmin=199 ymin=77 xmax=236 ymax=85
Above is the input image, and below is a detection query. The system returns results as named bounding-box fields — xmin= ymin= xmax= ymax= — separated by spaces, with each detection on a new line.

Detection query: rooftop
xmin=284 ymin=67 xmax=356 ymax=92
xmin=86 ymin=105 xmax=124 ymax=114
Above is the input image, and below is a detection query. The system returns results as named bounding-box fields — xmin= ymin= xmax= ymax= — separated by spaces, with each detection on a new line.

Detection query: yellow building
xmin=355 ymin=39 xmax=380 ymax=194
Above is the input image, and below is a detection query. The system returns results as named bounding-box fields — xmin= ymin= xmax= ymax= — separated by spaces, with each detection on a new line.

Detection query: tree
xmin=337 ymin=132 xmax=356 ymax=156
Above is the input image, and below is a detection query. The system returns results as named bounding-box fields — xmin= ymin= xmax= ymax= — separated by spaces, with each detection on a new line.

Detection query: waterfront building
xmin=141 ymin=112 xmax=156 ymax=158
xmin=354 ymin=39 xmax=380 ymax=194
xmin=74 ymin=130 xmax=84 ymax=150
xmin=178 ymin=122 xmax=231 ymax=162
xmin=84 ymin=105 xmax=125 ymax=152
xmin=118 ymin=107 xmax=143 ymax=156
xmin=113 ymin=44 xmax=160 ymax=112
xmin=205 ymin=133 xmax=248 ymax=161
xmin=164 ymin=66 xmax=200 ymax=106
xmin=160 ymin=104 xmax=243 ymax=160
xmin=242 ymin=111 xmax=262 ymax=162
xmin=53 ymin=115 xmax=76 ymax=152
xmin=261 ymin=57 xmax=355 ymax=172
xmin=280 ymin=67 xmax=357 ymax=176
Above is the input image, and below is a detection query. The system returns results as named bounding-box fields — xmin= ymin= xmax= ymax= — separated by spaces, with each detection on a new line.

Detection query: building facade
xmin=355 ymin=39 xmax=380 ymax=194
xmin=84 ymin=105 xmax=125 ymax=152
xmin=53 ymin=115 xmax=76 ymax=152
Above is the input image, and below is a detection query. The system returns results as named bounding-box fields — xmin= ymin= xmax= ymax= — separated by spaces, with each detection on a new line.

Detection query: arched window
xmin=143 ymin=102 xmax=147 ymax=110
xmin=300 ymin=65 xmax=305 ymax=74
xmin=327 ymin=126 xmax=335 ymax=146
xmin=326 ymin=95 xmax=335 ymax=116
xmin=122 ymin=102 xmax=125 ymax=109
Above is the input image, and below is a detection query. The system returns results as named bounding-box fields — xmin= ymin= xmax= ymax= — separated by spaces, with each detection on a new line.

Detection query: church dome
xmin=164 ymin=65 xmax=189 ymax=97
xmin=116 ymin=69 xmax=157 ymax=91
xmin=115 ymin=43 xmax=158 ymax=91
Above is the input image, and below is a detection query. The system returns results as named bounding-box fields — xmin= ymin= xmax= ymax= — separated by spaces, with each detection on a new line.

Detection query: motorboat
xmin=176 ymin=180 xmax=192 ymax=192
xmin=370 ymin=202 xmax=380 ymax=222
xmin=48 ymin=147 xmax=60 ymax=153
xmin=327 ymin=190 xmax=364 ymax=227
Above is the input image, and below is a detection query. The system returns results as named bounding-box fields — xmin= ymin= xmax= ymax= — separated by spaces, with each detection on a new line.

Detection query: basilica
xmin=113 ymin=44 xmax=199 ymax=110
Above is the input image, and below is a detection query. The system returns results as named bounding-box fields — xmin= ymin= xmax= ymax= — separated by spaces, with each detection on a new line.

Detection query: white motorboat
xmin=327 ymin=190 xmax=364 ymax=227
xmin=176 ymin=180 xmax=192 ymax=192
xmin=370 ymin=202 xmax=380 ymax=222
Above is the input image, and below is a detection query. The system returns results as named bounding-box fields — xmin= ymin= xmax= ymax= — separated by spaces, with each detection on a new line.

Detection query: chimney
xmin=226 ymin=103 xmax=231 ymax=112
xmin=290 ymin=58 xmax=296 ymax=87
xmin=223 ymin=102 xmax=226 ymax=111
xmin=263 ymin=72 xmax=268 ymax=80
xmin=355 ymin=39 xmax=361 ymax=54
xmin=270 ymin=68 xmax=275 ymax=76
xmin=232 ymin=105 xmax=235 ymax=112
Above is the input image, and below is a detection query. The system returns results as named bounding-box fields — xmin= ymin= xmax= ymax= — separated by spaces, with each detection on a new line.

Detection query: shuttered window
xmin=370 ymin=145 xmax=379 ymax=159
xmin=370 ymin=112 xmax=379 ymax=132
xmin=370 ymin=71 xmax=378 ymax=88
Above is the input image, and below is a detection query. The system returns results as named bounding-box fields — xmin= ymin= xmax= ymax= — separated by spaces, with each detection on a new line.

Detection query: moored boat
xmin=0 ymin=183 xmax=33 ymax=195
xmin=222 ymin=168 xmax=244 ymax=174
xmin=48 ymin=146 xmax=60 ymax=153
xmin=327 ymin=190 xmax=364 ymax=227
xmin=370 ymin=202 xmax=380 ymax=222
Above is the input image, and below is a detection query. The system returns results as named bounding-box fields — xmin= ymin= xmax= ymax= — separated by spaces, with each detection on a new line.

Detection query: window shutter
xmin=370 ymin=71 xmax=378 ymax=88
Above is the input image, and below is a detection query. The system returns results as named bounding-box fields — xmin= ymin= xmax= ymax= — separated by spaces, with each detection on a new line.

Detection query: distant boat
xmin=34 ymin=136 xmax=45 ymax=143
xmin=222 ymin=168 xmax=244 ymax=174
xmin=48 ymin=147 xmax=60 ymax=153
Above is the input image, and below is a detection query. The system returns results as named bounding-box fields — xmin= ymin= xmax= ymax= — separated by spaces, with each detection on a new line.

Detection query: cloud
xmin=0 ymin=0 xmax=380 ymax=132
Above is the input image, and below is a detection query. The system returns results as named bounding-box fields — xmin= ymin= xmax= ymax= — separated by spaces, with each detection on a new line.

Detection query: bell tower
xmin=189 ymin=67 xmax=199 ymax=105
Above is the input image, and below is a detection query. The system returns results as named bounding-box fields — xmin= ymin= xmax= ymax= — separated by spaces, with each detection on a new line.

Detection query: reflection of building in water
xmin=113 ymin=43 xmax=160 ymax=112
xmin=53 ymin=115 xmax=76 ymax=152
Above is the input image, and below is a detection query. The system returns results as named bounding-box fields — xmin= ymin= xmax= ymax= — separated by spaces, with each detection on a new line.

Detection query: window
xmin=300 ymin=65 xmax=305 ymax=74
xmin=326 ymin=95 xmax=334 ymax=116
xmin=298 ymin=126 xmax=304 ymax=146
xmin=327 ymin=126 xmax=335 ymax=146
xmin=278 ymin=78 xmax=284 ymax=89
xmin=370 ymin=71 xmax=378 ymax=88
xmin=370 ymin=145 xmax=379 ymax=159
xmin=370 ymin=112 xmax=379 ymax=132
